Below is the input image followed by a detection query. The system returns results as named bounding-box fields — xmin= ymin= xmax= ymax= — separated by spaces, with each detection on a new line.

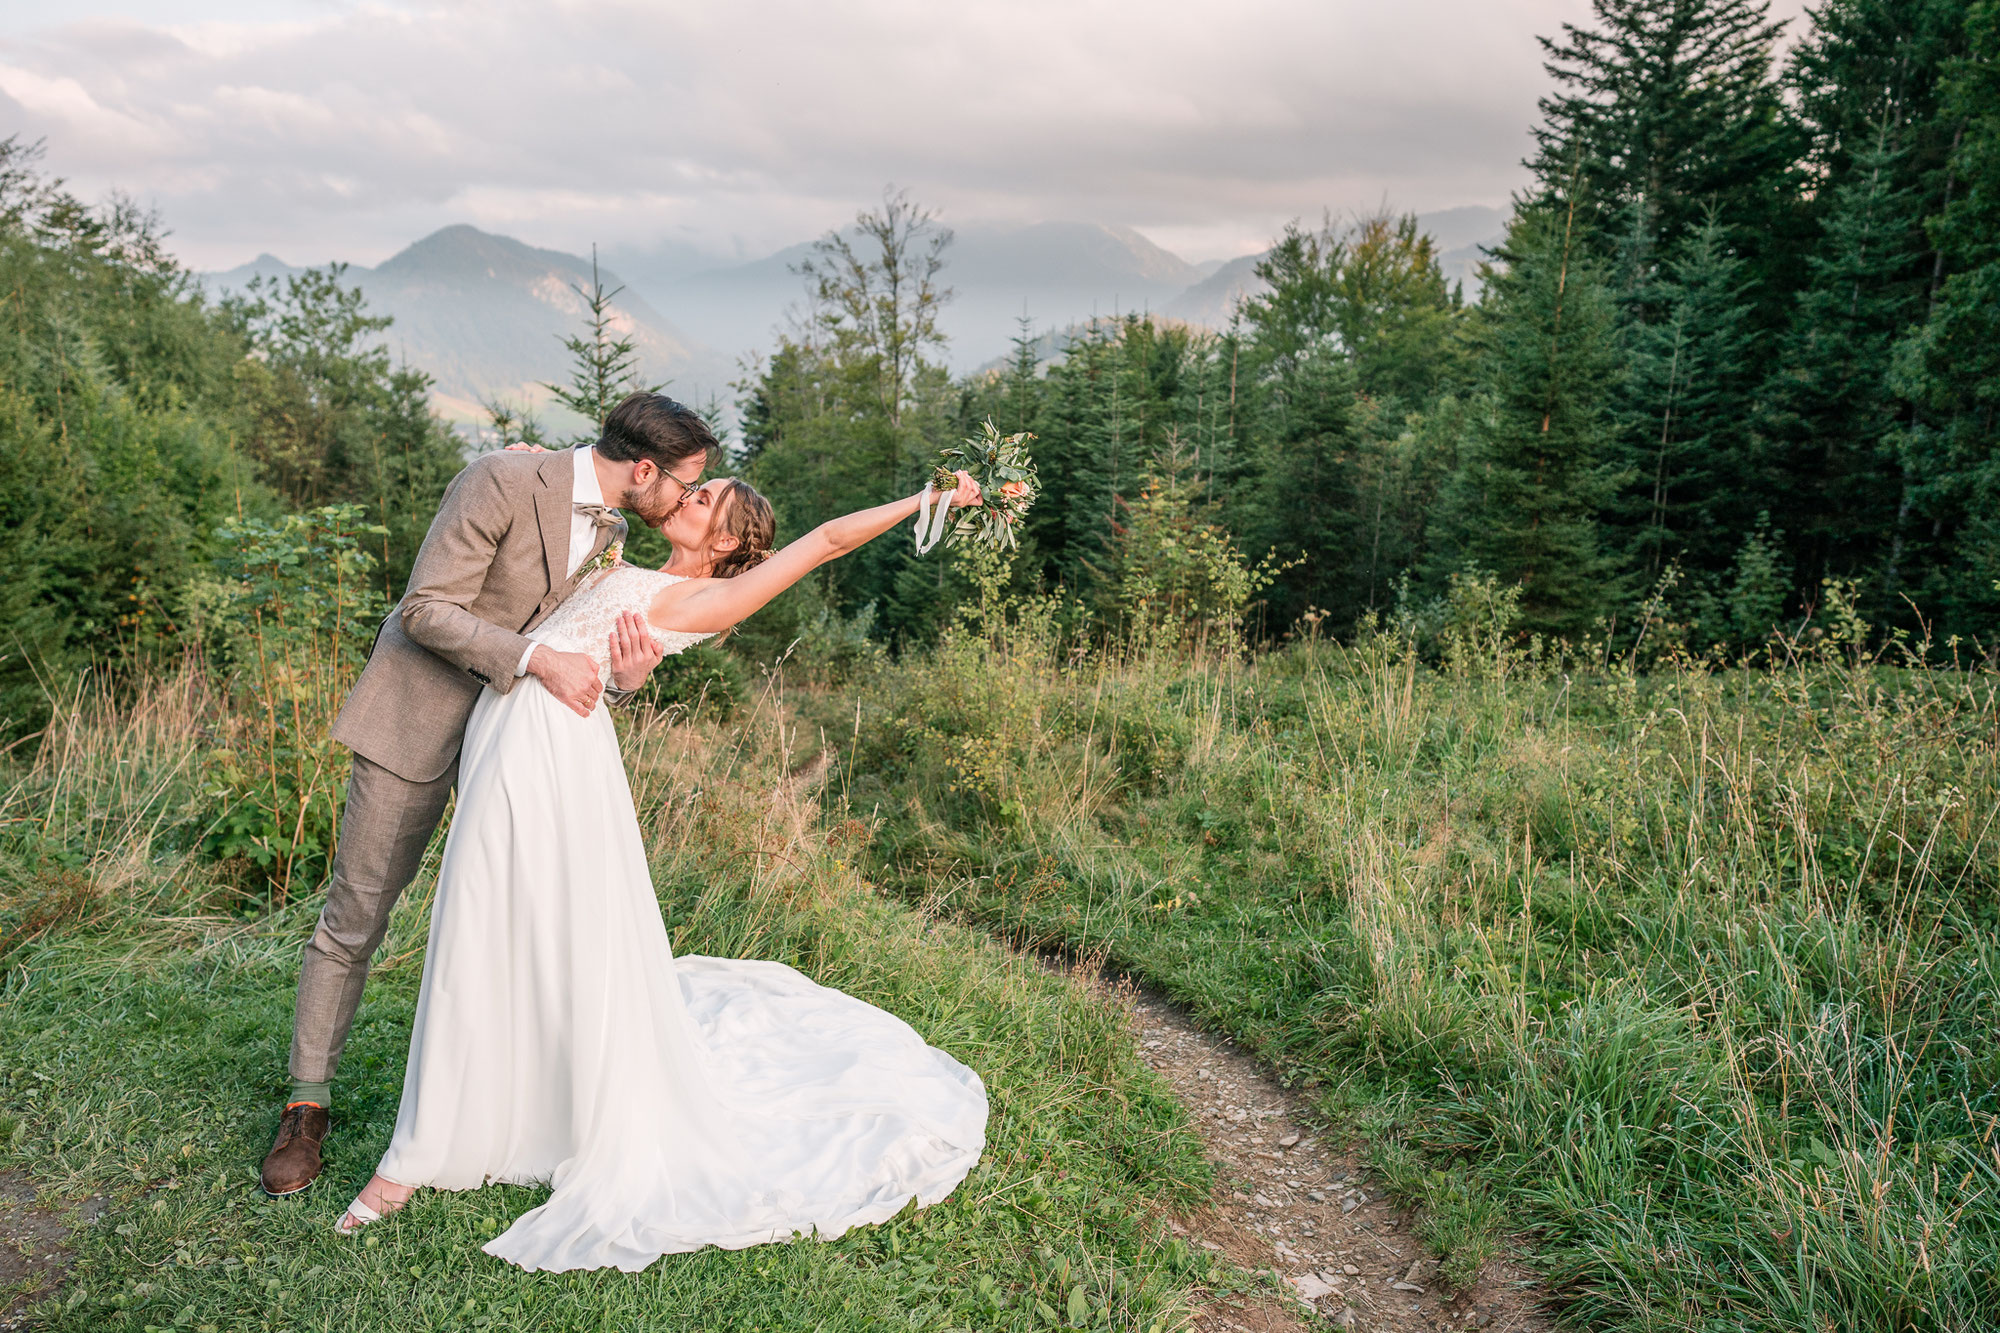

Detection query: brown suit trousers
xmin=290 ymin=449 xmax=624 ymax=1085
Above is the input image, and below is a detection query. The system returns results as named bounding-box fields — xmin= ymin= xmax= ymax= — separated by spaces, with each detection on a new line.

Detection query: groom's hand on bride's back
xmin=527 ymin=644 xmax=604 ymax=716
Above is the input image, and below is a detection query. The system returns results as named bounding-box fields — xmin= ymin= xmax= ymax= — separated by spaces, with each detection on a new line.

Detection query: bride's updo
xmin=710 ymin=480 xmax=776 ymax=579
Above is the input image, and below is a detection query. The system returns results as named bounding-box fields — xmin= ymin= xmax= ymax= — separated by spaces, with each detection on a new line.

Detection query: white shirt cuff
xmin=515 ymin=642 xmax=537 ymax=677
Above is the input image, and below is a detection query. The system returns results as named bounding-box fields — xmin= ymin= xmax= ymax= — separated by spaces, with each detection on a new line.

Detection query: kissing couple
xmin=256 ymin=392 xmax=989 ymax=1272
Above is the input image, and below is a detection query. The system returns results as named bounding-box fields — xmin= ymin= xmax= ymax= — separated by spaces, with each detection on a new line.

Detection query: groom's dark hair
xmin=595 ymin=392 xmax=718 ymax=470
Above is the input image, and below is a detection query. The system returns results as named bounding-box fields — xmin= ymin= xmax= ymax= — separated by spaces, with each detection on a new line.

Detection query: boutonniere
xmin=574 ymin=539 xmax=624 ymax=581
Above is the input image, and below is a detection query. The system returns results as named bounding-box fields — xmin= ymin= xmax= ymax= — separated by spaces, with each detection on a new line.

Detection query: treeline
xmin=0 ymin=139 xmax=465 ymax=730
xmin=743 ymin=0 xmax=2000 ymax=652
xmin=4 ymin=0 xmax=1995 ymax=732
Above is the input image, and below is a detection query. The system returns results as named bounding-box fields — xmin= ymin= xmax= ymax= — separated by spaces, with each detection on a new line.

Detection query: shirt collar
xmin=572 ymin=444 xmax=605 ymax=507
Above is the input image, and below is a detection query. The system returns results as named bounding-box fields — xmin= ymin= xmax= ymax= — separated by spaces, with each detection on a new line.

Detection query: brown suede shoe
xmin=260 ymin=1104 xmax=331 ymax=1197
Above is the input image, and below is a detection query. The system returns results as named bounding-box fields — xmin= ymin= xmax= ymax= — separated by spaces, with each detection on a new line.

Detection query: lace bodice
xmin=531 ymin=565 xmax=715 ymax=685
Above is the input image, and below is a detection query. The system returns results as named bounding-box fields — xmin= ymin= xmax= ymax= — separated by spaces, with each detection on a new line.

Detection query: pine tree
xmin=1614 ymin=208 xmax=1760 ymax=579
xmin=1429 ymin=205 xmax=1626 ymax=639
xmin=1756 ymin=120 xmax=1921 ymax=591
xmin=543 ymin=247 xmax=662 ymax=434
xmin=1530 ymin=0 xmax=1798 ymax=310
xmin=1891 ymin=0 xmax=2000 ymax=637
xmin=1237 ymin=347 xmax=1364 ymax=629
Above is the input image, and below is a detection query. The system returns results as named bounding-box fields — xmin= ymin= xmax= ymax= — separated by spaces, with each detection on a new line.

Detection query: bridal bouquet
xmin=912 ymin=418 xmax=1039 ymax=553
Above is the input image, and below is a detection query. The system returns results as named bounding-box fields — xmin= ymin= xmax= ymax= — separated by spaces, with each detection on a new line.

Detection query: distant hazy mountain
xmin=625 ymin=221 xmax=1212 ymax=373
xmin=1164 ymin=253 xmax=1268 ymax=330
xmin=207 ymin=208 xmax=1511 ymax=424
xmin=1164 ymin=205 xmax=1509 ymax=329
xmin=205 ymin=226 xmax=733 ymax=430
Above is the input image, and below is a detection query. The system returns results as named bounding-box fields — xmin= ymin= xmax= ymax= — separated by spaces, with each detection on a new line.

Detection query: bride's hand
xmin=945 ymin=469 xmax=982 ymax=508
xmin=504 ymin=443 xmax=549 ymax=453
xmin=609 ymin=611 xmax=664 ymax=692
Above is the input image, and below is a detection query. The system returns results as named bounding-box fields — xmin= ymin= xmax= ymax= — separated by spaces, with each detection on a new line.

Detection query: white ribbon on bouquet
xmin=912 ymin=481 xmax=956 ymax=555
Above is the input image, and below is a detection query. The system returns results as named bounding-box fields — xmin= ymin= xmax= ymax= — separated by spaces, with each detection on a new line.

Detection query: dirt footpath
xmin=0 ymin=1170 xmax=106 ymax=1331
xmin=1126 ymin=990 xmax=1549 ymax=1333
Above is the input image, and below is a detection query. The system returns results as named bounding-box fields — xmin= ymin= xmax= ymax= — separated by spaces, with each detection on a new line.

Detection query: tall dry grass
xmin=838 ymin=603 xmax=2000 ymax=1330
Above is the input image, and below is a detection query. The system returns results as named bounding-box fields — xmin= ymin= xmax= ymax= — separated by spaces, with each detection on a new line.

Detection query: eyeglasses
xmin=660 ymin=467 xmax=702 ymax=514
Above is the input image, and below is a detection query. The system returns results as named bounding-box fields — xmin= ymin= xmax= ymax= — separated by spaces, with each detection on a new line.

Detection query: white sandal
xmin=334 ymin=1196 xmax=380 ymax=1235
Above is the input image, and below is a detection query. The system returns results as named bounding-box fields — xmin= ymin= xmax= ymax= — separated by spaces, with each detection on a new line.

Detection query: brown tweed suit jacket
xmin=332 ymin=448 xmax=625 ymax=783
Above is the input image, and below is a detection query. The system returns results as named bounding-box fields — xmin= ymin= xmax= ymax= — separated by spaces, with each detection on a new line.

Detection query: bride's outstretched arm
xmin=649 ymin=472 xmax=981 ymax=635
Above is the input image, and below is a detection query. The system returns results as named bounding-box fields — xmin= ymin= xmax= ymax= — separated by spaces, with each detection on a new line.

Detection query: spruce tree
xmin=543 ymin=247 xmax=661 ymax=434
xmin=1530 ymin=0 xmax=1798 ymax=310
xmin=1789 ymin=0 xmax=1969 ymax=224
xmin=1020 ymin=325 xmax=1115 ymax=597
xmin=1430 ymin=205 xmax=1625 ymax=639
xmin=1756 ymin=120 xmax=1921 ymax=592
xmin=1001 ymin=314 xmax=1041 ymax=435
xmin=1784 ymin=0 xmax=1974 ymax=622
xmin=1239 ymin=346 xmax=1365 ymax=629
xmin=1614 ymin=208 xmax=1760 ymax=579
xmin=1890 ymin=0 xmax=2000 ymax=637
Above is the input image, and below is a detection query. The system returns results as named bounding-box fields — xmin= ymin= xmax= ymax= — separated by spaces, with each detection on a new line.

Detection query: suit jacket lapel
xmin=534 ymin=452 xmax=572 ymax=593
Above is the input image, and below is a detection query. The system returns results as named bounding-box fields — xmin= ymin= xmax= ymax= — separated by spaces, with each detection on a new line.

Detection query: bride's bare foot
xmin=335 ymin=1174 xmax=416 ymax=1235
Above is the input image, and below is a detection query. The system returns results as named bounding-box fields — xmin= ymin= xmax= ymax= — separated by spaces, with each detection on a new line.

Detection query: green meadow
xmin=0 ymin=666 xmax=1228 ymax=1332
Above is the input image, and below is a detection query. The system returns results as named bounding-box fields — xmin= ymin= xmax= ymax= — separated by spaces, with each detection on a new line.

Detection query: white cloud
xmin=1 ymin=0 xmax=1813 ymax=270
xmin=0 ymin=61 xmax=178 ymax=152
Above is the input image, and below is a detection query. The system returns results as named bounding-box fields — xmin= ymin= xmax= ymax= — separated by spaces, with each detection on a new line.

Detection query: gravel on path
xmin=1114 ymin=981 xmax=1550 ymax=1333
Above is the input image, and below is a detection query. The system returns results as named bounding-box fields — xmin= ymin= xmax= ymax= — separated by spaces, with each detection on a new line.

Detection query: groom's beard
xmin=619 ymin=474 xmax=680 ymax=529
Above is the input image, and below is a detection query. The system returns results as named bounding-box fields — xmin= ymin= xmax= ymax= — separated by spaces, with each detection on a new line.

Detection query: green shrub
xmin=192 ymin=503 xmax=385 ymax=904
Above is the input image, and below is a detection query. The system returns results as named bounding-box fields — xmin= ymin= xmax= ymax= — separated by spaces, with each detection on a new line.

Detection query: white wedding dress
xmin=372 ymin=565 xmax=988 ymax=1272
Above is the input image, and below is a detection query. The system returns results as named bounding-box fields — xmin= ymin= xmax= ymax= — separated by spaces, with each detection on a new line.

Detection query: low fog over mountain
xmin=206 ymin=227 xmax=736 ymax=432
xmin=208 ymin=207 xmax=1505 ymax=427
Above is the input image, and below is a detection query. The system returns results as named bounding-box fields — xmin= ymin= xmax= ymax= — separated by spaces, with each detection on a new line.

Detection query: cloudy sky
xmin=0 ymin=0 xmax=1812 ymax=272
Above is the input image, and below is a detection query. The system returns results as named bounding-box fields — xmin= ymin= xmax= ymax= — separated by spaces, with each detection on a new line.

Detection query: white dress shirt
xmin=515 ymin=445 xmax=613 ymax=677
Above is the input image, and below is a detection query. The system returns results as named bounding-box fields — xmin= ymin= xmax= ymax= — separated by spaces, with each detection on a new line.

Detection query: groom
xmin=259 ymin=391 xmax=717 ymax=1197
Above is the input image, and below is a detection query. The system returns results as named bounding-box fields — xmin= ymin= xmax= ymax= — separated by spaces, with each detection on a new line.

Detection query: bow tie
xmin=574 ymin=503 xmax=624 ymax=529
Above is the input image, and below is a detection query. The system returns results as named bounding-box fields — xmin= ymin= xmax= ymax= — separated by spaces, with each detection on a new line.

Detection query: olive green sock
xmin=287 ymin=1079 xmax=331 ymax=1110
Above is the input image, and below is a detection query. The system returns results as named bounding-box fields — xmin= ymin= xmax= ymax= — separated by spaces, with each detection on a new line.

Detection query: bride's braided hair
xmin=709 ymin=480 xmax=776 ymax=580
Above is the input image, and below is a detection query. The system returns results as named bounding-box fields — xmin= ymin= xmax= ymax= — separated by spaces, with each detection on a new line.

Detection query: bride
xmin=334 ymin=467 xmax=991 ymax=1273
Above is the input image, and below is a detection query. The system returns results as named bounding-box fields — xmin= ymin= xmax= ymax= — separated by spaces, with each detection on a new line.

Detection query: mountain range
xmin=206 ymin=206 xmax=1505 ymax=429
xmin=205 ymin=227 xmax=734 ymax=432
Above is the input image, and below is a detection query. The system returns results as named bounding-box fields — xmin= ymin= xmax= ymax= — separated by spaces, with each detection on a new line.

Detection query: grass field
xmin=0 ymin=665 xmax=1234 ymax=1333
xmin=816 ymin=607 xmax=2000 ymax=1332
xmin=6 ymin=597 xmax=1997 ymax=1332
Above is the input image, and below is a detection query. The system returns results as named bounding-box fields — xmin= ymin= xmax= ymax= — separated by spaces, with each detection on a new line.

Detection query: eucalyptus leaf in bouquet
xmin=913 ymin=418 xmax=1039 ymax=553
